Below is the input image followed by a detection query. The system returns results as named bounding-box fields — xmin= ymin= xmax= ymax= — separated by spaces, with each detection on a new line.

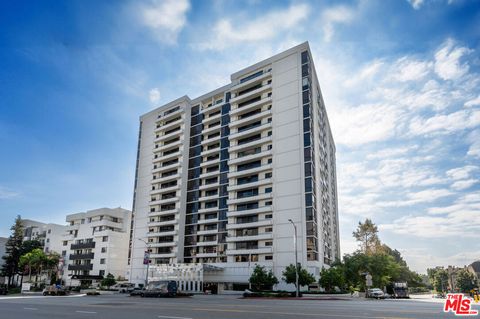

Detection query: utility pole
xmin=138 ymin=238 xmax=151 ymax=288
xmin=288 ymin=219 xmax=299 ymax=297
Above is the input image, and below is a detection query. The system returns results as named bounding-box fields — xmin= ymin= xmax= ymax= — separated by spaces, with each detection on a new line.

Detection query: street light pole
xmin=138 ymin=238 xmax=150 ymax=288
xmin=288 ymin=219 xmax=299 ymax=298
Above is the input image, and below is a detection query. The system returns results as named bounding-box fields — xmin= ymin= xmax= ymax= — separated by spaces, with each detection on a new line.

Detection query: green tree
xmin=249 ymin=265 xmax=278 ymax=291
xmin=19 ymin=248 xmax=46 ymax=284
xmin=1 ymin=215 xmax=24 ymax=287
xmin=282 ymin=264 xmax=315 ymax=288
xmin=432 ymin=269 xmax=449 ymax=293
xmin=456 ymin=270 xmax=476 ymax=293
xmin=352 ymin=219 xmax=381 ymax=255
xmin=319 ymin=266 xmax=345 ymax=292
xmin=101 ymin=273 xmax=116 ymax=289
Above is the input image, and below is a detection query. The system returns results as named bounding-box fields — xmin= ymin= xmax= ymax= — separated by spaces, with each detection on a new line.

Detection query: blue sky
xmin=0 ymin=0 xmax=479 ymax=273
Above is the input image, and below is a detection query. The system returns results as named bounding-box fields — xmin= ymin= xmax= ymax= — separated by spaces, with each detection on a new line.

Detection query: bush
xmin=86 ymin=291 xmax=100 ymax=296
xmin=8 ymin=287 xmax=21 ymax=294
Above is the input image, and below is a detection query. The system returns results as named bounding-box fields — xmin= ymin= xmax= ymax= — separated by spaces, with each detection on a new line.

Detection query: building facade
xmin=61 ymin=207 xmax=131 ymax=285
xmin=21 ymin=219 xmax=66 ymax=254
xmin=128 ymin=42 xmax=340 ymax=291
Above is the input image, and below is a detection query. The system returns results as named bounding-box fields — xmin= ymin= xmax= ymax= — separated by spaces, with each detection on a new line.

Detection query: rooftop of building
xmin=66 ymin=206 xmax=131 ymax=222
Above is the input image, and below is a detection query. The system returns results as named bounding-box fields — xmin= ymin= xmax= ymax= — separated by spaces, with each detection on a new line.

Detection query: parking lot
xmin=0 ymin=293 xmax=477 ymax=319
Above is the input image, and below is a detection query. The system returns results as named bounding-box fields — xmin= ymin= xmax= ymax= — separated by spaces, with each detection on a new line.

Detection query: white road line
xmin=24 ymin=307 xmax=38 ymax=310
xmin=75 ymin=310 xmax=97 ymax=314
xmin=158 ymin=316 xmax=193 ymax=319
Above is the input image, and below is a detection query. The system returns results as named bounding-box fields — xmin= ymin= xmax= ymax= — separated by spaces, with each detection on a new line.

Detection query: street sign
xmin=143 ymin=251 xmax=150 ymax=265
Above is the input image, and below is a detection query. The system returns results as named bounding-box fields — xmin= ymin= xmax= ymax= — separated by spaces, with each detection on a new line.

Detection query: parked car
xmin=140 ymin=281 xmax=177 ymax=298
xmin=114 ymin=283 xmax=135 ymax=293
xmin=367 ymin=288 xmax=385 ymax=299
xmin=129 ymin=287 xmax=145 ymax=297
xmin=43 ymin=285 xmax=68 ymax=296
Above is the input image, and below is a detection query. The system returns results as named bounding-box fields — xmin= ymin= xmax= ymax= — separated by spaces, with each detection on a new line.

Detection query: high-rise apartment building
xmin=129 ymin=42 xmax=339 ymax=291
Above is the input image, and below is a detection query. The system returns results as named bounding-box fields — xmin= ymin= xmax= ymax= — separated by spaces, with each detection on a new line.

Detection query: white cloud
xmin=446 ymin=165 xmax=478 ymax=180
xmin=322 ymin=5 xmax=355 ymax=42
xmin=434 ymin=38 xmax=472 ymax=81
xmin=0 ymin=186 xmax=19 ymax=199
xmin=391 ymin=57 xmax=432 ymax=82
xmin=408 ymin=109 xmax=480 ymax=136
xmin=451 ymin=179 xmax=477 ymax=190
xmin=467 ymin=129 xmax=480 ymax=158
xmin=407 ymin=0 xmax=425 ymax=10
xmin=199 ymin=4 xmax=309 ymax=50
xmin=141 ymin=0 xmax=190 ymax=44
xmin=330 ymin=103 xmax=401 ymax=146
xmin=343 ymin=60 xmax=383 ymax=88
xmin=149 ymin=88 xmax=161 ymax=104
xmin=465 ymin=96 xmax=480 ymax=107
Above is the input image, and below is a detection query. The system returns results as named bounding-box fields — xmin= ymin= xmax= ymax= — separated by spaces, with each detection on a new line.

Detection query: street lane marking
xmin=24 ymin=307 xmax=38 ymax=310
xmin=158 ymin=316 xmax=193 ymax=319
xmin=75 ymin=310 xmax=97 ymax=314
xmin=192 ymin=307 xmax=410 ymax=319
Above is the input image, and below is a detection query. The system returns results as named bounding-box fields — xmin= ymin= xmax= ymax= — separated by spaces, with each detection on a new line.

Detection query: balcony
xmin=232 ymin=71 xmax=271 ymax=90
xmin=147 ymin=229 xmax=177 ymax=237
xmin=150 ymin=184 xmax=180 ymax=196
xmin=197 ymin=229 xmax=219 ymax=236
xmin=68 ymin=264 xmax=93 ymax=271
xmin=196 ymin=252 xmax=218 ymax=258
xmin=154 ymin=139 xmax=183 ymax=153
xmin=228 ymin=150 xmax=273 ymax=166
xmin=149 ymin=242 xmax=177 ymax=248
xmin=152 ymin=150 xmax=182 ymax=163
xmin=228 ymin=163 xmax=273 ymax=178
xmin=148 ymin=208 xmax=179 ymax=218
xmin=154 ymin=128 xmax=183 ymax=143
xmin=148 ymin=218 xmax=178 ymax=227
xmin=227 ymin=206 xmax=272 ymax=218
xmin=196 ymin=240 xmax=218 ymax=247
xmin=230 ymin=83 xmax=271 ymax=104
xmin=202 ymin=112 xmax=222 ymax=126
xmin=226 ymin=247 xmax=273 ymax=255
xmin=154 ymin=117 xmax=183 ymax=133
xmin=228 ymin=178 xmax=272 ymax=191
xmin=152 ymin=172 xmax=181 ymax=184
xmin=199 ymin=181 xmax=220 ymax=191
xmin=71 ymin=242 xmax=95 ymax=250
xmin=230 ymin=96 xmax=272 ymax=116
xmin=229 ymin=136 xmax=272 ymax=153
xmin=229 ymin=121 xmax=272 ymax=140
xmin=69 ymin=253 xmax=95 ymax=260
xmin=227 ymin=192 xmax=273 ymax=205
xmin=226 ymin=219 xmax=273 ymax=230
xmin=150 ymin=252 xmax=176 ymax=258
xmin=150 ymin=196 xmax=180 ymax=206
xmin=230 ymin=109 xmax=272 ymax=128
xmin=226 ymin=233 xmax=273 ymax=243
xmin=197 ymin=217 xmax=219 ymax=225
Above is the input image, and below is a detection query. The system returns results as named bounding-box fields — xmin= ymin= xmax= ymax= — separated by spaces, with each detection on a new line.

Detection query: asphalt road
xmin=0 ymin=293 xmax=477 ymax=319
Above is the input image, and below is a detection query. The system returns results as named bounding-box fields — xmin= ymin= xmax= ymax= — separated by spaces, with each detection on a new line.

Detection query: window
xmin=205 ymin=177 xmax=218 ymax=185
xmin=240 ymin=70 xmax=263 ymax=83
xmin=238 ymin=134 xmax=261 ymax=145
xmin=238 ymin=147 xmax=261 ymax=158
xmin=265 ymin=214 xmax=273 ymax=219
xmin=237 ymin=174 xmax=258 ymax=185
xmin=63 ymin=241 xmax=68 ymax=246
xmin=238 ymin=121 xmax=261 ymax=133
xmin=265 ymin=201 xmax=272 ymax=206
xmin=267 ymin=158 xmax=272 ymax=164
xmin=101 ymin=247 xmax=107 ymax=253
xmin=239 ymin=108 xmax=261 ymax=120
xmin=48 ymin=229 xmax=51 ymax=234
xmin=100 ymin=258 xmax=106 ymax=264
xmin=237 ymin=188 xmax=258 ymax=198
xmin=265 ymin=187 xmax=272 ymax=193
xmin=238 ymin=84 xmax=262 ymax=96
xmin=265 ymin=172 xmax=272 ymax=178
xmin=205 ymin=201 xmax=218 ymax=209
xmin=99 ymin=270 xmax=105 ymax=276
xmin=237 ymin=202 xmax=259 ymax=211
xmin=62 ymin=250 xmax=66 ymax=256
xmin=265 ymin=227 xmax=273 ymax=233
xmin=265 ymin=255 xmax=273 ymax=260
xmin=102 ymin=236 xmax=108 ymax=242
xmin=265 ymin=241 xmax=273 ymax=246
xmin=237 ymin=160 xmax=261 ymax=171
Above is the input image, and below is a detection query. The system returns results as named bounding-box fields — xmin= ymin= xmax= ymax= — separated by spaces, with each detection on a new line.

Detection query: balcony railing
xmin=68 ymin=264 xmax=93 ymax=271
xmin=71 ymin=242 xmax=95 ymax=250
xmin=69 ymin=253 xmax=95 ymax=260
